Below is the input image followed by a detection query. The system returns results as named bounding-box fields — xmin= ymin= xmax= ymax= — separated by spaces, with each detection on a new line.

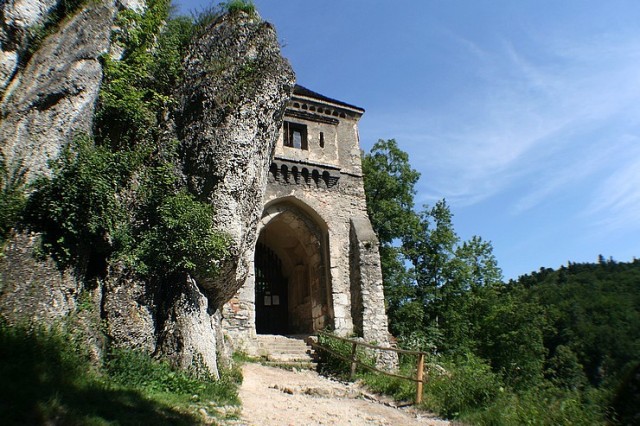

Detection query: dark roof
xmin=293 ymin=84 xmax=364 ymax=113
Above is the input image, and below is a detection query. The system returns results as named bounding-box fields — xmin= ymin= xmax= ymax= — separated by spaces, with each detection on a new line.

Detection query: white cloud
xmin=362 ymin=28 xmax=640 ymax=231
xmin=586 ymin=141 xmax=640 ymax=231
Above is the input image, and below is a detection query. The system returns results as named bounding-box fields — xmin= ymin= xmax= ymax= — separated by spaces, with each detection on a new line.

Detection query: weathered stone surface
xmin=350 ymin=218 xmax=397 ymax=369
xmin=157 ymin=275 xmax=220 ymax=378
xmin=102 ymin=264 xmax=157 ymax=354
xmin=222 ymin=87 xmax=396 ymax=371
xmin=0 ymin=0 xmax=114 ymax=181
xmin=0 ymin=232 xmax=80 ymax=324
xmin=0 ymin=0 xmax=58 ymax=91
xmin=177 ymin=10 xmax=295 ymax=309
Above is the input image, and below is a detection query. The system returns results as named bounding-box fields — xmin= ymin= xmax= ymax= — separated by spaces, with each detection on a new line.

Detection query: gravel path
xmin=237 ymin=363 xmax=450 ymax=426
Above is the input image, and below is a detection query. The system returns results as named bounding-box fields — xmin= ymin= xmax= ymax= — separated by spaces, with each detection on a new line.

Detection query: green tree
xmin=362 ymin=139 xmax=420 ymax=245
xmin=362 ymin=139 xmax=422 ymax=338
xmin=362 ymin=141 xmax=503 ymax=356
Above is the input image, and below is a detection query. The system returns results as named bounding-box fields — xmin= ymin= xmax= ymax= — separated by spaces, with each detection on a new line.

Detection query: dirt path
xmin=236 ymin=363 xmax=449 ymax=426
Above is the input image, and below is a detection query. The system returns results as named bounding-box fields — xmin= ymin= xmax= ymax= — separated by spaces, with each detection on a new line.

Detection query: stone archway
xmin=254 ymin=202 xmax=333 ymax=335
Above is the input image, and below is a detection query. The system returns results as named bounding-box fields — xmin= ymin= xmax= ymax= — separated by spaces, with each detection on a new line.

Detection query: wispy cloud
xmin=586 ymin=140 xmax=640 ymax=231
xmin=362 ymin=28 xmax=640 ymax=233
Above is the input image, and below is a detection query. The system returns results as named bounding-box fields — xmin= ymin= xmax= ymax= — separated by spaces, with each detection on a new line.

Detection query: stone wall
xmin=349 ymin=218 xmax=392 ymax=346
xmin=223 ymin=88 xmax=394 ymax=355
xmin=0 ymin=232 xmax=80 ymax=325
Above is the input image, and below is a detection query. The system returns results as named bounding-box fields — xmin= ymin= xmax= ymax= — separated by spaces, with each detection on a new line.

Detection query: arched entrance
xmin=254 ymin=242 xmax=288 ymax=334
xmin=254 ymin=202 xmax=332 ymax=335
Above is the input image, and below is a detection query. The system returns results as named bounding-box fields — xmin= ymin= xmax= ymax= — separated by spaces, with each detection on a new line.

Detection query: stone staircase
xmin=256 ymin=334 xmax=317 ymax=369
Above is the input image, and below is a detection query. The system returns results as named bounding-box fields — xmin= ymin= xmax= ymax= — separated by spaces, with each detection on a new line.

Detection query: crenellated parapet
xmin=269 ymin=159 xmax=340 ymax=189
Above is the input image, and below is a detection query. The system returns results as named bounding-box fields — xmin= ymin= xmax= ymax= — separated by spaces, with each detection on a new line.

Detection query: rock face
xmin=0 ymin=0 xmax=114 ymax=181
xmin=177 ymin=11 xmax=295 ymax=309
xmin=99 ymin=10 xmax=295 ymax=376
xmin=0 ymin=0 xmax=58 ymax=91
xmin=0 ymin=232 xmax=81 ymax=324
xmin=102 ymin=265 xmax=157 ymax=354
xmin=156 ymin=276 xmax=221 ymax=377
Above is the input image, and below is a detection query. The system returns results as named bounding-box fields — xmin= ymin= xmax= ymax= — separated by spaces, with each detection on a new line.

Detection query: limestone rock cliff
xmin=0 ymin=0 xmax=115 ymax=181
xmin=177 ymin=11 xmax=295 ymax=309
xmin=0 ymin=0 xmax=59 ymax=90
xmin=0 ymin=1 xmax=295 ymax=377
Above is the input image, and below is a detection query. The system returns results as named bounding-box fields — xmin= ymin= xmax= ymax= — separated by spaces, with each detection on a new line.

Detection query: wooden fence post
xmin=349 ymin=342 xmax=358 ymax=380
xmin=415 ymin=353 xmax=425 ymax=404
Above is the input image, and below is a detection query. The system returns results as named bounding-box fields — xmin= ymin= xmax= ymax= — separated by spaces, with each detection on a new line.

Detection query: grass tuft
xmin=0 ymin=322 xmax=240 ymax=425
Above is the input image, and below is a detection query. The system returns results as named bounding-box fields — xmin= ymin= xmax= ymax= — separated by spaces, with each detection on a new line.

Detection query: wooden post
xmin=349 ymin=342 xmax=358 ymax=380
xmin=415 ymin=353 xmax=425 ymax=404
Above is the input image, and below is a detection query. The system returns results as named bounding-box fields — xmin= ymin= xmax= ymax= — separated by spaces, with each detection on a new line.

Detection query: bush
xmin=134 ymin=191 xmax=228 ymax=279
xmin=95 ymin=0 xmax=177 ymax=149
xmin=422 ymin=353 xmax=500 ymax=418
xmin=316 ymin=333 xmax=353 ymax=377
xmin=0 ymin=322 xmax=239 ymax=424
xmin=24 ymin=136 xmax=138 ymax=267
xmin=315 ymin=333 xmax=378 ymax=378
xmin=464 ymin=384 xmax=605 ymax=425
xmin=360 ymin=369 xmax=416 ymax=402
xmin=23 ymin=133 xmax=228 ymax=282
xmin=223 ymin=0 xmax=256 ymax=15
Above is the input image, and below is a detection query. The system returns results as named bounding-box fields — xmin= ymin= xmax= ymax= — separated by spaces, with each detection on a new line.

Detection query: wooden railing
xmin=311 ymin=331 xmax=428 ymax=404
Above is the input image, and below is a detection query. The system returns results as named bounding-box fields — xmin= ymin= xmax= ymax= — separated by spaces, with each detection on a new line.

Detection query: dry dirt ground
xmin=234 ymin=363 xmax=450 ymax=426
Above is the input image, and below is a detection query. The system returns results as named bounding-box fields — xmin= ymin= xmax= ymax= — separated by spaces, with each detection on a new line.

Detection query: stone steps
xmin=256 ymin=334 xmax=317 ymax=366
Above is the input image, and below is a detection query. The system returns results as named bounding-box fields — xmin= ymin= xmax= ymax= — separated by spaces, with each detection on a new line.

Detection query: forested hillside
xmin=363 ymin=139 xmax=640 ymax=425
xmin=512 ymin=258 xmax=640 ymax=389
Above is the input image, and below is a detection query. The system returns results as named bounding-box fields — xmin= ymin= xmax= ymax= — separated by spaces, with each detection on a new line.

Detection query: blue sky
xmin=176 ymin=1 xmax=640 ymax=280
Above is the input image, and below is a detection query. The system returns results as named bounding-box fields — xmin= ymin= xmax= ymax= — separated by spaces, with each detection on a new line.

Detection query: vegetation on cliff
xmin=362 ymin=139 xmax=640 ymax=424
xmin=1 ymin=0 xmax=250 ymax=278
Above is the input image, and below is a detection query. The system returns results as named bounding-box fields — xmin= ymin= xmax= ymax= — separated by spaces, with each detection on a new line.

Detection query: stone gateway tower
xmin=222 ymin=85 xmax=391 ymax=353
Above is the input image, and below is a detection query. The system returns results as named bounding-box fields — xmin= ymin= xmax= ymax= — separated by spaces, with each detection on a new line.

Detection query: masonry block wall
xmin=222 ymin=85 xmax=392 ymax=353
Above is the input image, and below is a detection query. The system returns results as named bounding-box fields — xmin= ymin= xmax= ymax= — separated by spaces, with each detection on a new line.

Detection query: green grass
xmin=0 ymin=322 xmax=240 ymax=425
xmin=223 ymin=0 xmax=256 ymax=15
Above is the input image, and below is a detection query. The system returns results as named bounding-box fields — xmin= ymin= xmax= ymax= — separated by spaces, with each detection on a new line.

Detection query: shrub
xmin=0 ymin=322 xmax=239 ymax=424
xmin=464 ymin=384 xmax=605 ymax=425
xmin=223 ymin=0 xmax=256 ymax=15
xmin=95 ymin=0 xmax=176 ymax=149
xmin=23 ymin=134 xmax=228 ymax=281
xmin=316 ymin=333 xmax=353 ymax=377
xmin=134 ymin=191 xmax=228 ymax=279
xmin=0 ymin=321 xmax=94 ymax=423
xmin=360 ymin=369 xmax=416 ymax=402
xmin=315 ymin=332 xmax=381 ymax=379
xmin=24 ymin=136 xmax=138 ymax=268
xmin=422 ymin=353 xmax=501 ymax=418
xmin=105 ymin=348 xmax=239 ymax=405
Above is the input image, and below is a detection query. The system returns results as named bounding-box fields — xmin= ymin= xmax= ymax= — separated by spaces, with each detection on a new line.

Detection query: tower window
xmin=283 ymin=121 xmax=308 ymax=150
xmin=319 ymin=132 xmax=325 ymax=148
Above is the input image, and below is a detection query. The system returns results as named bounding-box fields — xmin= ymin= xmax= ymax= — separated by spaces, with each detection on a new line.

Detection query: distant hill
xmin=510 ymin=258 xmax=640 ymax=389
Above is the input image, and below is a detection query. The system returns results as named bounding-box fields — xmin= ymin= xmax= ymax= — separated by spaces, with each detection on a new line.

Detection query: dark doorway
xmin=255 ymin=242 xmax=288 ymax=334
